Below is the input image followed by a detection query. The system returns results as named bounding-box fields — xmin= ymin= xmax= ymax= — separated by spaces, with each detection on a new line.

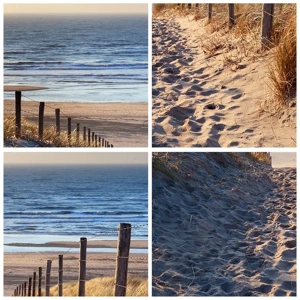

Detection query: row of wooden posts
xmin=13 ymin=223 xmax=131 ymax=297
xmin=178 ymin=3 xmax=275 ymax=47
xmin=15 ymin=92 xmax=113 ymax=147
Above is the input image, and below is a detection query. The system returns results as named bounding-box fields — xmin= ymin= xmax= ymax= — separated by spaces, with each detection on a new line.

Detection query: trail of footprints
xmin=152 ymin=19 xmax=254 ymax=147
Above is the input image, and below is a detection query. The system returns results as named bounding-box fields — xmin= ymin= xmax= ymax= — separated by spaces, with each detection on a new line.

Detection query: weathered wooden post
xmin=45 ymin=260 xmax=52 ymax=296
xmin=24 ymin=282 xmax=27 ymax=297
xmin=21 ymin=283 xmax=24 ymax=296
xmin=83 ymin=126 xmax=86 ymax=142
xmin=67 ymin=118 xmax=71 ymax=144
xmin=15 ymin=91 xmax=21 ymax=138
xmin=16 ymin=286 xmax=18 ymax=296
xmin=38 ymin=267 xmax=42 ymax=296
xmin=28 ymin=277 xmax=32 ymax=296
xmin=33 ymin=272 xmax=36 ymax=296
xmin=38 ymin=102 xmax=45 ymax=140
xmin=101 ymin=138 xmax=104 ymax=148
xmin=95 ymin=134 xmax=98 ymax=147
xmin=55 ymin=108 xmax=60 ymax=135
xmin=88 ymin=128 xmax=91 ymax=146
xmin=187 ymin=3 xmax=192 ymax=9
xmin=76 ymin=123 xmax=80 ymax=143
xmin=261 ymin=4 xmax=275 ymax=48
xmin=58 ymin=255 xmax=63 ymax=297
xmin=228 ymin=4 xmax=235 ymax=28
xmin=19 ymin=284 xmax=22 ymax=296
xmin=114 ymin=223 xmax=131 ymax=296
xmin=92 ymin=132 xmax=95 ymax=147
xmin=98 ymin=136 xmax=101 ymax=147
xmin=78 ymin=237 xmax=87 ymax=296
xmin=208 ymin=4 xmax=213 ymax=22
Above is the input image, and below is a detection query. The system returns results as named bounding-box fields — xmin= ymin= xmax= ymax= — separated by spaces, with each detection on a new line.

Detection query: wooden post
xmin=19 ymin=284 xmax=22 ymax=296
xmin=33 ymin=272 xmax=36 ymax=296
xmin=38 ymin=267 xmax=42 ymax=296
xmin=101 ymin=138 xmax=104 ymax=148
xmin=15 ymin=91 xmax=21 ymax=138
xmin=78 ymin=237 xmax=87 ymax=296
xmin=187 ymin=3 xmax=192 ymax=9
xmin=45 ymin=260 xmax=52 ymax=296
xmin=261 ymin=4 xmax=275 ymax=48
xmin=58 ymin=255 xmax=63 ymax=297
xmin=21 ymin=283 xmax=24 ymax=296
xmin=208 ymin=4 xmax=212 ymax=22
xmin=98 ymin=136 xmax=101 ymax=147
xmin=114 ymin=223 xmax=131 ymax=296
xmin=88 ymin=129 xmax=91 ymax=146
xmin=28 ymin=277 xmax=32 ymax=296
xmin=76 ymin=123 xmax=80 ymax=142
xmin=111 ymin=144 xmax=114 ymax=148
xmin=83 ymin=126 xmax=86 ymax=142
xmin=38 ymin=102 xmax=45 ymax=140
xmin=55 ymin=108 xmax=60 ymax=135
xmin=95 ymin=134 xmax=98 ymax=147
xmin=24 ymin=282 xmax=27 ymax=297
xmin=67 ymin=118 xmax=71 ymax=143
xmin=228 ymin=4 xmax=235 ymax=28
xmin=16 ymin=286 xmax=18 ymax=296
xmin=92 ymin=132 xmax=95 ymax=147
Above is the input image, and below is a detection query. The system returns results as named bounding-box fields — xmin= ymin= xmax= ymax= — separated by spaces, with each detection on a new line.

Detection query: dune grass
xmin=42 ymin=276 xmax=147 ymax=297
xmin=4 ymin=116 xmax=98 ymax=147
xmin=247 ymin=152 xmax=272 ymax=165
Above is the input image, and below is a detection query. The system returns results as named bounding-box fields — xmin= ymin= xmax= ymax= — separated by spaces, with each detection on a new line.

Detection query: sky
xmin=4 ymin=4 xmax=147 ymax=15
xmin=4 ymin=152 xmax=148 ymax=165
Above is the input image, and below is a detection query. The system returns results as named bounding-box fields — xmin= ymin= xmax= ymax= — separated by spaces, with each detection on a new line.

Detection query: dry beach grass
xmin=152 ymin=4 xmax=296 ymax=147
xmin=152 ymin=152 xmax=296 ymax=296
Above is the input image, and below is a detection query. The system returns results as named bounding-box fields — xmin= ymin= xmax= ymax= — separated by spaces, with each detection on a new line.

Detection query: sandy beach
xmin=4 ymin=240 xmax=148 ymax=296
xmin=153 ymin=153 xmax=296 ymax=296
xmin=152 ymin=16 xmax=296 ymax=147
xmin=4 ymin=100 xmax=148 ymax=147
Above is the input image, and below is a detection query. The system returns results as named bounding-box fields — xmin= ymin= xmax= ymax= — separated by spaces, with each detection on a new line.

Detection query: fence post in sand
xmin=92 ymin=132 xmax=95 ymax=147
xmin=228 ymin=4 xmax=235 ymax=28
xmin=14 ymin=288 xmax=17 ymax=296
xmin=261 ymin=4 xmax=274 ymax=48
xmin=19 ymin=284 xmax=22 ymax=296
xmin=67 ymin=118 xmax=72 ymax=143
xmin=38 ymin=267 xmax=42 ymax=296
xmin=55 ymin=108 xmax=60 ymax=135
xmin=208 ymin=4 xmax=212 ymax=22
xmin=58 ymin=255 xmax=63 ymax=296
xmin=115 ymin=223 xmax=131 ymax=296
xmin=21 ymin=283 xmax=24 ymax=296
xmin=33 ymin=272 xmax=36 ymax=296
xmin=28 ymin=277 xmax=32 ymax=296
xmin=38 ymin=102 xmax=45 ymax=140
xmin=95 ymin=134 xmax=98 ymax=147
xmin=88 ymin=129 xmax=91 ymax=146
xmin=78 ymin=237 xmax=87 ymax=296
xmin=24 ymin=282 xmax=27 ymax=297
xmin=83 ymin=126 xmax=86 ymax=142
xmin=76 ymin=123 xmax=80 ymax=143
xmin=187 ymin=3 xmax=192 ymax=9
xmin=45 ymin=260 xmax=52 ymax=296
xmin=101 ymin=138 xmax=104 ymax=148
xmin=15 ymin=91 xmax=22 ymax=138
xmin=98 ymin=136 xmax=101 ymax=147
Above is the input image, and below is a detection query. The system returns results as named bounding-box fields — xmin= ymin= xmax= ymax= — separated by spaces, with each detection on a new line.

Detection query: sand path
xmin=152 ymin=18 xmax=296 ymax=147
xmin=152 ymin=153 xmax=296 ymax=296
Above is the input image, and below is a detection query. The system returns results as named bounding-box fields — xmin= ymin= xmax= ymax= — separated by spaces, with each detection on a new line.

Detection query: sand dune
xmin=152 ymin=153 xmax=296 ymax=296
xmin=152 ymin=17 xmax=296 ymax=147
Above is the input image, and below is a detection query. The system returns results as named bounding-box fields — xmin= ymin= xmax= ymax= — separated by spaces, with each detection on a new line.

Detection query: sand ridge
xmin=152 ymin=17 xmax=296 ymax=147
xmin=152 ymin=153 xmax=296 ymax=296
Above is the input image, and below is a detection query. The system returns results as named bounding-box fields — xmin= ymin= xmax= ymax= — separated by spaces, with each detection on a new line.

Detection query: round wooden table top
xmin=4 ymin=85 xmax=48 ymax=92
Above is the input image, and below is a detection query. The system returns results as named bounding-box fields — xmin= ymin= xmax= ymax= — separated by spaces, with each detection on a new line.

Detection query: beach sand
xmin=4 ymin=240 xmax=148 ymax=296
xmin=152 ymin=17 xmax=296 ymax=147
xmin=152 ymin=153 xmax=296 ymax=296
xmin=4 ymin=100 xmax=148 ymax=147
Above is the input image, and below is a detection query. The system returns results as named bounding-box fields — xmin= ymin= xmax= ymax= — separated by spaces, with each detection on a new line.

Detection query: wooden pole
xmin=19 ymin=284 xmax=22 ymax=296
xmin=95 ymin=134 xmax=98 ymax=147
xmin=88 ymin=128 xmax=91 ymax=146
xmin=67 ymin=118 xmax=71 ymax=143
xmin=98 ymin=136 xmax=101 ymax=147
xmin=78 ymin=237 xmax=87 ymax=296
xmin=261 ymin=4 xmax=275 ymax=48
xmin=114 ymin=223 xmax=131 ymax=296
xmin=28 ymin=277 xmax=32 ymax=296
xmin=228 ymin=4 xmax=235 ymax=28
xmin=76 ymin=123 xmax=80 ymax=142
xmin=15 ymin=91 xmax=21 ymax=138
xmin=55 ymin=108 xmax=60 ymax=135
xmin=38 ymin=102 xmax=45 ymax=140
xmin=24 ymin=282 xmax=27 ymax=297
xmin=92 ymin=132 xmax=95 ymax=147
xmin=38 ymin=267 xmax=42 ymax=296
xmin=208 ymin=4 xmax=212 ymax=22
xmin=101 ymin=138 xmax=104 ymax=148
xmin=187 ymin=3 xmax=192 ymax=9
xmin=16 ymin=287 xmax=18 ymax=296
xmin=21 ymin=283 xmax=24 ymax=296
xmin=33 ymin=272 xmax=36 ymax=296
xmin=45 ymin=260 xmax=52 ymax=296
xmin=83 ymin=126 xmax=86 ymax=142
xmin=58 ymin=255 xmax=63 ymax=297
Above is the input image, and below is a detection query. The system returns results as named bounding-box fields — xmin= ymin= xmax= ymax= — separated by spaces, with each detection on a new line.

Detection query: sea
xmin=4 ymin=14 xmax=148 ymax=103
xmin=4 ymin=164 xmax=148 ymax=253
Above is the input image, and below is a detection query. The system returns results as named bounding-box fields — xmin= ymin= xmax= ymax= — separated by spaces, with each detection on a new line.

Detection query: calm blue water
xmin=4 ymin=14 xmax=148 ymax=103
xmin=4 ymin=164 xmax=148 ymax=251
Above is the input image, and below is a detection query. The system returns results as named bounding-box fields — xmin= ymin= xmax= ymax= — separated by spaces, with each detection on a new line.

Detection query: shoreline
xmin=4 ymin=100 xmax=148 ymax=147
